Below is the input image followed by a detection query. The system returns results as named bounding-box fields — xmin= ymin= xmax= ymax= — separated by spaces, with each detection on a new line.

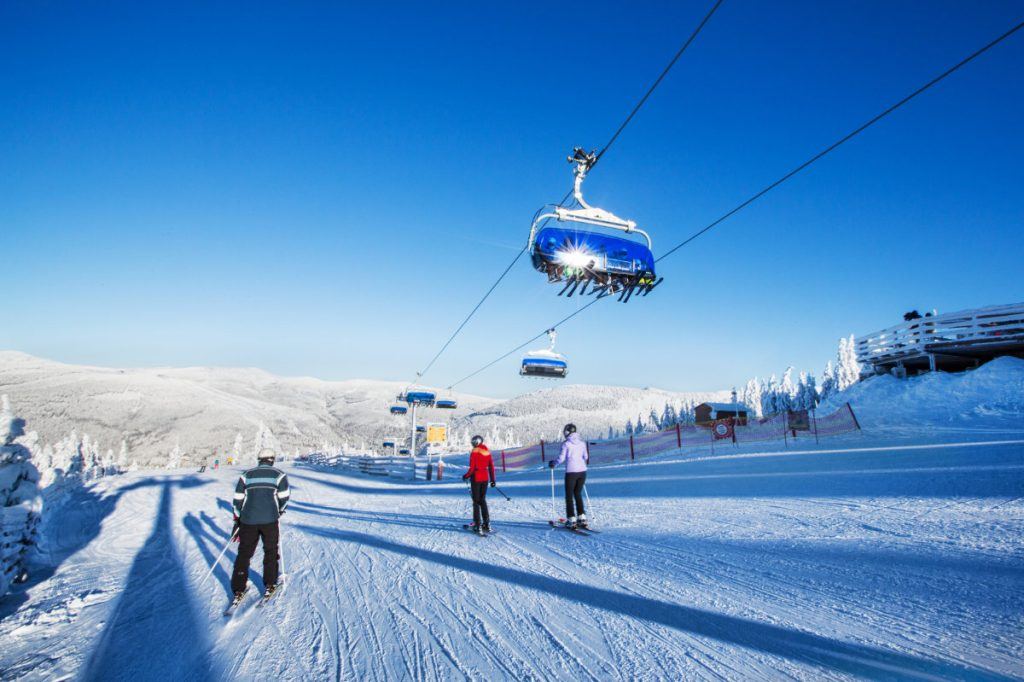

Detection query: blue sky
xmin=3 ymin=1 xmax=1022 ymax=398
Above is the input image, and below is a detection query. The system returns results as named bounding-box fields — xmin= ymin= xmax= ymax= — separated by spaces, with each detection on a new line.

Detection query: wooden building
xmin=695 ymin=402 xmax=750 ymax=426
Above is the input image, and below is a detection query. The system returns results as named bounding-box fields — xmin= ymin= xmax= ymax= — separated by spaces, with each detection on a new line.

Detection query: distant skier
xmin=462 ymin=435 xmax=496 ymax=534
xmin=229 ymin=448 xmax=290 ymax=605
xmin=549 ymin=423 xmax=589 ymax=529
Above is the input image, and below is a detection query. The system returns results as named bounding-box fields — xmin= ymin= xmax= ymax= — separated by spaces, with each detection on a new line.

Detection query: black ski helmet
xmin=563 ymin=423 xmax=577 ymax=438
xmin=470 ymin=435 xmax=484 ymax=447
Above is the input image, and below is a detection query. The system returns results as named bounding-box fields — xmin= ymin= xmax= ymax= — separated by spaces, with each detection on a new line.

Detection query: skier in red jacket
xmin=462 ymin=435 xmax=496 ymax=534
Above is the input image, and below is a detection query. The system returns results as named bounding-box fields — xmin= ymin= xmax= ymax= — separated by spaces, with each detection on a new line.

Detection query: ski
xmin=461 ymin=524 xmax=496 ymax=535
xmin=550 ymin=518 xmax=599 ymax=533
xmin=548 ymin=520 xmax=591 ymax=535
xmin=223 ymin=588 xmax=250 ymax=617
xmin=256 ymin=583 xmax=282 ymax=608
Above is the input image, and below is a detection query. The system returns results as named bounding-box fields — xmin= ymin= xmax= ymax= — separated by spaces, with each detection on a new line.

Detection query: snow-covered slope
xmin=0 ymin=352 xmax=727 ymax=466
xmin=820 ymin=356 xmax=1024 ymax=430
xmin=0 ymin=351 xmax=498 ymax=466
xmin=1 ymin=437 xmax=1021 ymax=679
xmin=457 ymin=384 xmax=730 ymax=442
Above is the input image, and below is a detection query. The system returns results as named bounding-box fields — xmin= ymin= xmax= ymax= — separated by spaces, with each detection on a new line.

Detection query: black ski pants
xmin=470 ymin=481 xmax=490 ymax=527
xmin=232 ymin=522 xmax=279 ymax=593
xmin=565 ymin=472 xmax=586 ymax=518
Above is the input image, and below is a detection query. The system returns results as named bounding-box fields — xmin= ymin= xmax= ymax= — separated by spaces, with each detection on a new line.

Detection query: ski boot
xmin=263 ymin=583 xmax=278 ymax=600
xmin=481 ymin=523 xmax=491 ymax=533
xmin=576 ymin=514 xmax=588 ymax=530
xmin=564 ymin=516 xmax=577 ymax=530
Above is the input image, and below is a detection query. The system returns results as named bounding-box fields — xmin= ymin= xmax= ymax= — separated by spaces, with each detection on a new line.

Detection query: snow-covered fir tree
xmin=648 ymin=408 xmax=661 ymax=432
xmin=117 ymin=439 xmax=129 ymax=472
xmin=837 ymin=334 xmax=861 ymax=391
xmin=819 ymin=360 xmax=838 ymax=402
xmin=167 ymin=441 xmax=182 ymax=469
xmin=233 ymin=432 xmax=245 ymax=459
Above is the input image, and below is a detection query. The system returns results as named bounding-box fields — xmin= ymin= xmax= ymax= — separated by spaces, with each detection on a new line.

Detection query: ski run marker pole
xmin=199 ymin=529 xmax=238 ymax=588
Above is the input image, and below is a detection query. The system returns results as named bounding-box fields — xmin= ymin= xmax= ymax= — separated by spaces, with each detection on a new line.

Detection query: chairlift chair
xmin=527 ymin=148 xmax=661 ymax=302
xmin=389 ymin=405 xmax=408 ymax=415
xmin=401 ymin=388 xmax=437 ymax=406
xmin=521 ymin=329 xmax=569 ymax=379
xmin=435 ymin=398 xmax=458 ymax=409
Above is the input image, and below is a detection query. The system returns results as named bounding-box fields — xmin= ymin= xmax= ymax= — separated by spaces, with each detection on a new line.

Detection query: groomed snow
xmin=1 ymin=430 xmax=1021 ymax=680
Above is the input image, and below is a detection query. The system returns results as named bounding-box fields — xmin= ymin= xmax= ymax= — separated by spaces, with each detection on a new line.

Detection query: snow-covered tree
xmin=167 ymin=441 xmax=182 ymax=469
xmin=837 ymin=334 xmax=861 ymax=391
xmin=661 ymin=402 xmax=678 ymax=428
xmin=819 ymin=360 xmax=838 ymax=402
xmin=777 ymin=367 xmax=795 ymax=413
xmin=0 ymin=397 xmax=42 ymax=597
xmin=233 ymin=432 xmax=245 ymax=460
xmin=116 ymin=439 xmax=129 ymax=472
xmin=761 ymin=374 xmax=779 ymax=416
xmin=625 ymin=419 xmax=634 ymax=436
xmin=252 ymin=421 xmax=280 ymax=457
xmin=648 ymin=408 xmax=661 ymax=432
xmin=741 ymin=378 xmax=763 ymax=419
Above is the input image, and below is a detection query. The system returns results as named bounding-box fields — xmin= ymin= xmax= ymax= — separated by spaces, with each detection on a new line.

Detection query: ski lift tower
xmin=400 ymin=386 xmax=436 ymax=457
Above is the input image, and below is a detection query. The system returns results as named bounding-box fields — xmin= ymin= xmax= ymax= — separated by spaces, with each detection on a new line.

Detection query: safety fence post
xmin=812 ymin=409 xmax=819 ymax=445
xmin=676 ymin=423 xmax=682 ymax=449
xmin=629 ymin=435 xmax=635 ymax=461
xmin=782 ymin=413 xmax=788 ymax=448
xmin=501 ymin=451 xmax=506 ymax=473
xmin=540 ymin=439 xmax=546 ymax=463
xmin=846 ymin=402 xmax=862 ymax=431
xmin=710 ymin=426 xmax=715 ymax=455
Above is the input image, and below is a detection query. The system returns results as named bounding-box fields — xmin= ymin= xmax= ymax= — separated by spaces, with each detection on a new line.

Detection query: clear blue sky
xmin=3 ymin=2 xmax=1022 ymax=398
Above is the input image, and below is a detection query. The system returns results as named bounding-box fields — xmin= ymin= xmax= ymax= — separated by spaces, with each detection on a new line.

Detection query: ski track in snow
xmin=1 ymin=437 xmax=1022 ymax=681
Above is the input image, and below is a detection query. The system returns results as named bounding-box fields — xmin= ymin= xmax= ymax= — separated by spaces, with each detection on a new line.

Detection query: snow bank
xmin=0 ymin=396 xmax=42 ymax=597
xmin=820 ymin=356 xmax=1024 ymax=429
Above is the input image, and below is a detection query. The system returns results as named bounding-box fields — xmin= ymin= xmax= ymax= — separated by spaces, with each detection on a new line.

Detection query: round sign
xmin=714 ymin=422 xmax=729 ymax=437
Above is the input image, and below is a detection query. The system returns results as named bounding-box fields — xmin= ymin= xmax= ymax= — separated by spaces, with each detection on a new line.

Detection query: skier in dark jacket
xmin=549 ymin=423 xmax=589 ymax=529
xmin=462 ymin=435 xmax=496 ymax=534
xmin=230 ymin=448 xmax=290 ymax=601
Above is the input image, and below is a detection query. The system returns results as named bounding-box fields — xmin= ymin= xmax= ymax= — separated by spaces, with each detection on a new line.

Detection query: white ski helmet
xmin=257 ymin=447 xmax=276 ymax=464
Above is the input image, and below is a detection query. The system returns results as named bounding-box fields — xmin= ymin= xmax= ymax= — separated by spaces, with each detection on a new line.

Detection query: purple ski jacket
xmin=555 ymin=433 xmax=589 ymax=473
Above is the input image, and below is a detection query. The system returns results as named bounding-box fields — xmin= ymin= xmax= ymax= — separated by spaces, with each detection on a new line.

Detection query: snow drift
xmin=820 ymin=356 xmax=1024 ymax=429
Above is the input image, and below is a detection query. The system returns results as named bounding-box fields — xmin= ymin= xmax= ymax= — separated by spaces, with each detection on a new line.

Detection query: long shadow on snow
xmin=0 ymin=476 xmax=209 ymax=622
xmin=82 ymin=482 xmax=216 ymax=682
xmin=295 ymin=524 xmax=1011 ymax=681
xmin=287 ymin=500 xmax=548 ymax=533
xmin=292 ymin=444 xmax=1024 ymax=499
xmin=289 ymin=500 xmax=1023 ymax=583
xmin=182 ymin=513 xmax=262 ymax=600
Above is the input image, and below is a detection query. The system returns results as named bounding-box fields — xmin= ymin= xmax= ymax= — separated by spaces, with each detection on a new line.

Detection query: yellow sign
xmin=426 ymin=424 xmax=447 ymax=444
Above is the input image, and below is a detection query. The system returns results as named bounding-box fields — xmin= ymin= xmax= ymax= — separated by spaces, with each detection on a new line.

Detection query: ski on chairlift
xmin=520 ymin=329 xmax=568 ymax=379
xmin=527 ymin=148 xmax=661 ymax=302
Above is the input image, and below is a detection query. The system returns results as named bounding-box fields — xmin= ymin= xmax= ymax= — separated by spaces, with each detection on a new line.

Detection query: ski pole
xmin=199 ymin=529 xmax=238 ymax=588
xmin=278 ymin=519 xmax=286 ymax=577
xmin=493 ymin=484 xmax=511 ymax=501
xmin=583 ymin=484 xmax=596 ymax=523
xmin=550 ymin=466 xmax=557 ymax=521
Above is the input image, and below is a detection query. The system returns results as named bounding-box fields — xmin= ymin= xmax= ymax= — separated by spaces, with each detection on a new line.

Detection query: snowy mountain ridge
xmin=0 ymin=351 xmax=729 ymax=466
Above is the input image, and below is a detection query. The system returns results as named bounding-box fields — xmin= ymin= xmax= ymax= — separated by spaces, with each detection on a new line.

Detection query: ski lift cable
xmin=592 ymin=0 xmax=725 ymax=168
xmin=655 ymin=17 xmax=1024 ymax=264
xmin=446 ymin=18 xmax=1024 ymax=389
xmin=409 ymin=1 xmax=726 ymax=388
xmin=446 ymin=299 xmax=601 ymax=389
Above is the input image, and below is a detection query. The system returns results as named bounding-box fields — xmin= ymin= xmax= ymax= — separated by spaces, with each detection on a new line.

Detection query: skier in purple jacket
xmin=549 ymin=423 xmax=589 ymax=529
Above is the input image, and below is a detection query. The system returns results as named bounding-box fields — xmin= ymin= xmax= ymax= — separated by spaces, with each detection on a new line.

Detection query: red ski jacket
xmin=463 ymin=445 xmax=496 ymax=483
